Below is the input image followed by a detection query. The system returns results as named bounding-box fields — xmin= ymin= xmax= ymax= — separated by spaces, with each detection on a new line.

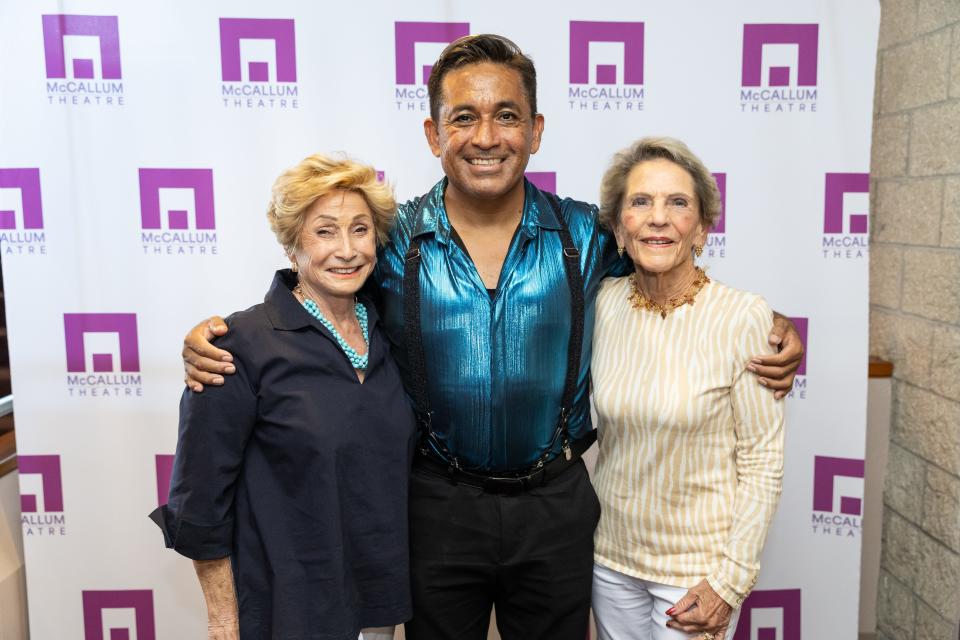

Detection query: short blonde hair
xmin=598 ymin=137 xmax=722 ymax=231
xmin=267 ymin=153 xmax=396 ymax=252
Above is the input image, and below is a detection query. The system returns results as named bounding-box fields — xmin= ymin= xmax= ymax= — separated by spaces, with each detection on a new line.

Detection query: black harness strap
xmin=403 ymin=193 xmax=588 ymax=472
xmin=546 ymin=192 xmax=587 ymax=462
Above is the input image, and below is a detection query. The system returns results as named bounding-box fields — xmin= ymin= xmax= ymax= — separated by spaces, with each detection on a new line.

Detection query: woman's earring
xmin=617 ymin=244 xmax=625 ymax=258
xmin=291 ymin=263 xmax=298 ymax=273
xmin=694 ymin=244 xmax=704 ymax=257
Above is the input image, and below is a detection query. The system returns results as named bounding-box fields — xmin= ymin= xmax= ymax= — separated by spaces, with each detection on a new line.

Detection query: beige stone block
xmin=881 ymin=29 xmax=951 ymax=112
xmin=922 ymin=465 xmax=960 ymax=551
xmin=872 ymin=113 xmax=911 ymax=178
xmin=869 ymin=308 xmax=933 ymax=385
xmin=881 ymin=507 xmax=922 ymax=585
xmin=942 ymin=177 xmax=960 ymax=247
xmin=902 ymin=250 xmax=960 ymax=323
xmin=870 ymin=243 xmax=903 ymax=308
xmin=913 ymin=530 xmax=960 ymax=620
xmin=917 ymin=0 xmax=960 ymax=33
xmin=911 ymin=101 xmax=960 ymax=175
xmin=884 ymin=442 xmax=927 ymax=523
xmin=873 ymin=179 xmax=943 ymax=245
xmin=877 ymin=570 xmax=917 ymax=639
xmin=952 ymin=25 xmax=960 ymax=97
xmin=894 ymin=382 xmax=960 ymax=475
xmin=915 ymin=599 xmax=955 ymax=640
xmin=930 ymin=323 xmax=960 ymax=401
xmin=879 ymin=0 xmax=918 ymax=48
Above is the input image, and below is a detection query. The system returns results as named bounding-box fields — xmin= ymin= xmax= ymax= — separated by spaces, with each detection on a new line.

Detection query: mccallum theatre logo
xmin=19 ymin=455 xmax=66 ymax=537
xmin=155 ymin=454 xmax=174 ymax=507
xmin=812 ymin=455 xmax=864 ymax=538
xmin=704 ymin=172 xmax=726 ymax=259
xmin=740 ymin=24 xmax=818 ymax=113
xmin=822 ymin=172 xmax=869 ymax=259
xmin=568 ymin=21 xmax=645 ymax=112
xmin=220 ymin=18 xmax=299 ymax=109
xmin=525 ymin=171 xmax=556 ymax=194
xmin=42 ymin=14 xmax=124 ymax=106
xmin=787 ymin=317 xmax=808 ymax=400
xmin=139 ymin=169 xmax=218 ymax=255
xmin=0 ymin=168 xmax=47 ymax=255
xmin=63 ymin=313 xmax=142 ymax=398
xmin=733 ymin=589 xmax=801 ymax=640
xmin=393 ymin=22 xmax=470 ymax=112
xmin=82 ymin=590 xmax=155 ymax=640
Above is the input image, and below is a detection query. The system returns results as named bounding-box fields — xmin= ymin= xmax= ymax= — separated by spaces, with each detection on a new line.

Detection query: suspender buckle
xmin=563 ymin=247 xmax=580 ymax=259
xmin=405 ymin=246 xmax=421 ymax=262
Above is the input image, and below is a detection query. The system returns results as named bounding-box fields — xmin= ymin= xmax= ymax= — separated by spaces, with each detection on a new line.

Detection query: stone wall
xmin=870 ymin=1 xmax=960 ymax=638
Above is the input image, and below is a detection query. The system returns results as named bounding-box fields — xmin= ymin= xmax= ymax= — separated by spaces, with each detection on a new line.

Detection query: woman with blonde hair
xmin=150 ymin=154 xmax=415 ymax=640
xmin=591 ymin=137 xmax=784 ymax=640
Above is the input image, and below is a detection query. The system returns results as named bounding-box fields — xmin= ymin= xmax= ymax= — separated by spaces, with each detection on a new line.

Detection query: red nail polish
xmin=666 ymin=608 xmax=675 ymax=615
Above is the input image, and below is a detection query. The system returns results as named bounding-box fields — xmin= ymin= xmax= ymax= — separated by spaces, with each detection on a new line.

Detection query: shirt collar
xmin=410 ymin=177 xmax=563 ymax=243
xmin=263 ymin=269 xmax=380 ymax=332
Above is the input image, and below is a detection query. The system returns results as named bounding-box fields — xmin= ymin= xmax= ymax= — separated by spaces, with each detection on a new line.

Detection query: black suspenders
xmin=402 ymin=193 xmax=589 ymax=472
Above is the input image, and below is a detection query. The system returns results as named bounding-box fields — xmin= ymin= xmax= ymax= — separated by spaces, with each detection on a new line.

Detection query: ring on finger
xmin=700 ymin=634 xmax=716 ymax=640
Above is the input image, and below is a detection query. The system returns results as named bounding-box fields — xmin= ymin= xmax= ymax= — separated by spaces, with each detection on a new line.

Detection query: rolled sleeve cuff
xmin=706 ymin=569 xmax=757 ymax=610
xmin=148 ymin=505 xmax=234 ymax=560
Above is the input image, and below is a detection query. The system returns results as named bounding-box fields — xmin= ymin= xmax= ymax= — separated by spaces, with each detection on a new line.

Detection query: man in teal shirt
xmin=183 ymin=34 xmax=802 ymax=640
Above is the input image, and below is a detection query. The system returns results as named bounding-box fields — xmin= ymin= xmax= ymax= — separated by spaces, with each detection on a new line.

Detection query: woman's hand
xmin=207 ymin=618 xmax=240 ymax=640
xmin=182 ymin=316 xmax=234 ymax=392
xmin=665 ymin=579 xmax=733 ymax=638
xmin=193 ymin=559 xmax=240 ymax=639
xmin=749 ymin=312 xmax=804 ymax=400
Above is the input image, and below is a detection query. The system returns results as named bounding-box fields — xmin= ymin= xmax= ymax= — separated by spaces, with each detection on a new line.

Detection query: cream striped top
xmin=591 ymin=276 xmax=784 ymax=608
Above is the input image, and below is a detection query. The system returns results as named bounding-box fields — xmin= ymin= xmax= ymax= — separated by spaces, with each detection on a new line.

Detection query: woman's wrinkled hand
xmin=665 ymin=579 xmax=733 ymax=638
xmin=207 ymin=618 xmax=240 ymax=640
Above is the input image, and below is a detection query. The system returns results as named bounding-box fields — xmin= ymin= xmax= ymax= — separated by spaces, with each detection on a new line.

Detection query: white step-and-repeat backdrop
xmin=0 ymin=1 xmax=878 ymax=638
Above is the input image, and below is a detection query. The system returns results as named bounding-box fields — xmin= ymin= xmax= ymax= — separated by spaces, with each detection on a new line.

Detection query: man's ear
xmin=529 ymin=113 xmax=545 ymax=155
xmin=424 ymin=118 xmax=441 ymax=158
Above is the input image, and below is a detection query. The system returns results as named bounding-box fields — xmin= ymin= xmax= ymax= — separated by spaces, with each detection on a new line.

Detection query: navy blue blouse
xmin=150 ymin=269 xmax=416 ymax=639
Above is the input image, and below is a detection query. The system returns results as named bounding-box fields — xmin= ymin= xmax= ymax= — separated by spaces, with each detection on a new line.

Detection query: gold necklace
xmin=627 ymin=267 xmax=710 ymax=319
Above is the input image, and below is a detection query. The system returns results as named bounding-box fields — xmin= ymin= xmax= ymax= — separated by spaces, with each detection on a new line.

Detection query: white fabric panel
xmin=0 ymin=1 xmax=878 ymax=638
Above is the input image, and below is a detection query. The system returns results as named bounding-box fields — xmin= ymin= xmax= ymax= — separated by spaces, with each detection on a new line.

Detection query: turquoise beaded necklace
xmin=296 ymin=286 xmax=369 ymax=370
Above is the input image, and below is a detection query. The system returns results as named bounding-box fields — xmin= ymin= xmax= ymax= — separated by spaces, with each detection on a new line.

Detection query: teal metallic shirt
xmin=374 ymin=178 xmax=626 ymax=471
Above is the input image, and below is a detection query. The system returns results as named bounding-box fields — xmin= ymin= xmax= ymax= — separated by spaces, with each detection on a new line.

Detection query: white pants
xmin=592 ymin=563 xmax=741 ymax=640
xmin=359 ymin=626 xmax=394 ymax=640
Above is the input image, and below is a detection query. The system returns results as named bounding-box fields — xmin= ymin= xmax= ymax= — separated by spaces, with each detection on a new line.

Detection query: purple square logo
xmin=742 ymin=24 xmax=818 ymax=87
xmin=63 ymin=314 xmax=139 ymax=373
xmin=42 ymin=15 xmax=122 ymax=80
xmin=220 ymin=18 xmax=297 ymax=83
xmin=0 ymin=168 xmax=44 ymax=230
xmin=525 ymin=171 xmax=556 ymax=194
xmin=138 ymin=169 xmax=215 ymax=230
xmin=711 ymin=172 xmax=727 ymax=233
xmin=570 ymin=21 xmax=644 ymax=85
xmin=813 ymin=455 xmax=865 ymax=515
xmin=788 ymin=317 xmax=808 ymax=376
xmin=823 ymin=173 xmax=869 ymax=234
xmin=733 ymin=589 xmax=801 ymax=640
xmin=394 ymin=22 xmax=470 ymax=85
xmin=18 ymin=455 xmax=63 ymax=513
xmin=155 ymin=454 xmax=174 ymax=507
xmin=82 ymin=590 xmax=155 ymax=640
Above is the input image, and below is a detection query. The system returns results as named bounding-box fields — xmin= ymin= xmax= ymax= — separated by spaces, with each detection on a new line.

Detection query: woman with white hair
xmin=590 ymin=137 xmax=785 ymax=640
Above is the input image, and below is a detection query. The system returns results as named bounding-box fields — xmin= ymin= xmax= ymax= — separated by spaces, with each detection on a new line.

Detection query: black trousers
xmin=404 ymin=459 xmax=601 ymax=640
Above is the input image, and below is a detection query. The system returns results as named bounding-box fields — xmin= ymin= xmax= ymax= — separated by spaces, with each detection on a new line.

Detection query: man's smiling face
xmin=425 ymin=61 xmax=544 ymax=204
